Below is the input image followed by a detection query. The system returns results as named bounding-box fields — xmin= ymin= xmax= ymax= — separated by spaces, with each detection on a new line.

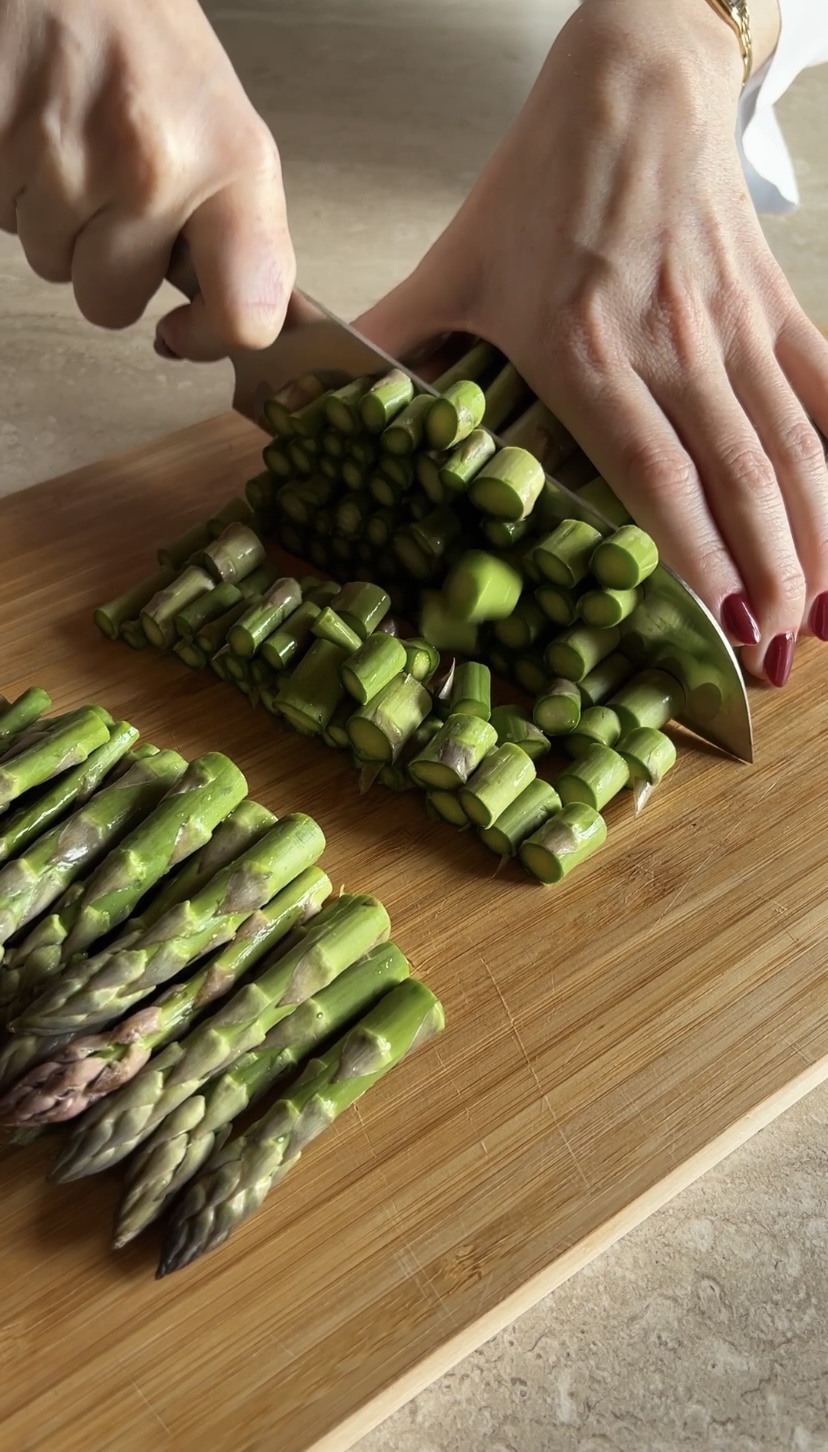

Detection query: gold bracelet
xmin=704 ymin=0 xmax=753 ymax=87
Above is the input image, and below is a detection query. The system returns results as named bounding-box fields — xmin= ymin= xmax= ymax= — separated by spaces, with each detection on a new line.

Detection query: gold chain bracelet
xmin=704 ymin=0 xmax=754 ymax=87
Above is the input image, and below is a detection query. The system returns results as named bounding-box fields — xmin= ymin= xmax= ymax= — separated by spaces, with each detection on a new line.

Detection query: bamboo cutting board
xmin=2 ymin=414 xmax=828 ymax=1452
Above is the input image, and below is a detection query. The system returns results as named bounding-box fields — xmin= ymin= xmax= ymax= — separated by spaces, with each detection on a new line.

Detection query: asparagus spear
xmin=94 ymin=569 xmax=177 ymax=640
xmin=174 ymin=640 xmax=207 ymax=670
xmin=490 ymin=706 xmax=551 ymax=763
xmin=0 ymin=721 xmax=138 ymax=865
xmin=427 ymin=789 xmax=469 ymax=827
xmin=534 ymin=520 xmax=603 ymax=588
xmin=346 ymin=674 xmax=432 ymax=763
xmin=0 ymin=750 xmax=186 ymax=949
xmin=577 ymin=477 xmax=632 ymax=528
xmin=419 ymin=593 xmax=479 ymax=654
xmin=311 ymin=608 xmax=362 ymax=654
xmin=263 ymin=373 xmax=327 ymax=437
xmin=156 ymin=979 xmax=444 ymax=1275
xmin=444 ymin=551 xmax=523 ymax=623
xmin=425 ymin=381 xmax=486 ymax=451
xmin=493 ymin=598 xmax=547 ymax=652
xmin=341 ymin=634 xmax=407 ymax=705
xmin=360 ymin=370 xmax=415 ymax=433
xmin=557 ymin=744 xmax=630 ymax=811
xmin=226 ymin=578 xmax=303 ymax=658
xmin=479 ymin=779 xmax=562 ymax=858
xmin=407 ymin=714 xmax=497 ymax=791
xmin=324 ymin=378 xmax=370 ymax=434
xmin=482 ymin=518 xmax=532 ymax=551
xmin=468 ymin=447 xmax=545 ymax=521
xmin=1 ymin=866 xmax=331 ymax=1126
xmin=450 ymin=662 xmax=492 ymax=720
xmin=617 ymin=727 xmax=677 ymax=785
xmin=512 ymin=652 xmax=548 ymax=697
xmin=519 ymin=803 xmax=607 ymax=883
xmin=402 ymin=639 xmax=440 ymax=684
xmin=0 ymin=688 xmax=52 ymax=752
xmin=579 ymin=587 xmax=641 ymax=629
xmin=0 ymin=708 xmax=110 ymax=815
xmin=114 ymin=939 xmax=409 ymax=1244
xmin=458 ymin=743 xmax=536 ymax=829
xmin=198 ymin=524 xmax=267 ymax=585
xmin=563 ymin=705 xmax=622 ymax=758
xmin=535 ymin=584 xmax=581 ymax=627
xmin=533 ymin=679 xmax=582 ymax=736
xmin=609 ymin=670 xmax=685 ymax=732
xmin=260 ymin=600 xmax=321 ymax=671
xmin=545 ymin=625 xmax=622 ymax=684
xmin=51 ymin=892 xmax=391 ymax=1181
xmin=275 ymin=641 xmax=350 ymax=736
xmin=591 ymin=525 xmax=659 ymax=589
xmin=46 ymin=754 xmax=247 ymax=963
xmin=439 ymin=429 xmax=497 ymax=496
xmin=381 ymin=394 xmax=433 ymax=456
xmin=331 ymin=582 xmax=391 ymax=640
xmin=578 ymin=651 xmax=634 ymax=707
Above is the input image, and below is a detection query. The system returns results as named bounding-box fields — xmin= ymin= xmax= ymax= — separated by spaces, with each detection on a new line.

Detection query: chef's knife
xmin=168 ymin=253 xmax=753 ymax=763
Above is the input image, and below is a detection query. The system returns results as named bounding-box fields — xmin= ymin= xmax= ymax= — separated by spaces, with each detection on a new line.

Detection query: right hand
xmin=0 ymin=0 xmax=294 ymax=360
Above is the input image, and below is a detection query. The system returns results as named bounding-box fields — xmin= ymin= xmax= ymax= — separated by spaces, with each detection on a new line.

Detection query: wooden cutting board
xmin=2 ymin=415 xmax=828 ymax=1452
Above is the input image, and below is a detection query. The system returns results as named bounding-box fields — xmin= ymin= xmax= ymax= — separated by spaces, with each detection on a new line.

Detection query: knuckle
xmin=555 ymin=292 xmax=620 ymax=378
xmin=620 ymin=437 xmax=696 ymax=504
xmin=717 ymin=442 xmax=775 ymax=494
xmin=644 ymin=271 xmax=706 ymax=367
xmin=775 ymin=417 xmax=827 ymax=476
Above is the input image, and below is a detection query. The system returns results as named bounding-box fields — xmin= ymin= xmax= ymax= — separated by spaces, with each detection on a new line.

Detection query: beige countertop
xmin=2 ymin=4 xmax=827 ymax=1448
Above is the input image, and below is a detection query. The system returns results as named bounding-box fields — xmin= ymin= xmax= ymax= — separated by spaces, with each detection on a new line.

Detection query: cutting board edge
xmin=310 ymin=1048 xmax=828 ymax=1452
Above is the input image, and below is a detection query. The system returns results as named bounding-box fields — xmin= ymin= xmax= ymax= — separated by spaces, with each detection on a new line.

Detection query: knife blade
xmin=168 ymin=250 xmax=753 ymax=763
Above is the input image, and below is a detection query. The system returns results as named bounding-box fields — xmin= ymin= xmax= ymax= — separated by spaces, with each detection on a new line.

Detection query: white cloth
xmin=739 ymin=0 xmax=828 ymax=212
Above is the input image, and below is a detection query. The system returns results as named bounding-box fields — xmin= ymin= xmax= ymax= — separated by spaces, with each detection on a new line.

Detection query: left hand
xmin=355 ymin=0 xmax=828 ymax=687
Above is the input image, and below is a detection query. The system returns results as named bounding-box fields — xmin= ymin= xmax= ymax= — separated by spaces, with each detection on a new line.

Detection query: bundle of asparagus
xmin=0 ymin=690 xmax=444 ymax=1278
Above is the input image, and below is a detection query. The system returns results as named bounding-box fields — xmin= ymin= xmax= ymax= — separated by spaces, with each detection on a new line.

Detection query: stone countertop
xmin=2 ymin=4 xmax=827 ymax=1448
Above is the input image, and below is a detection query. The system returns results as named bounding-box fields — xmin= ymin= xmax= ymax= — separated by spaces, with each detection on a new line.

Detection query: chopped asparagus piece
xmin=468 ymin=447 xmax=545 ymax=521
xmin=324 ymin=378 xmax=371 ymax=434
xmin=533 ymin=678 xmax=582 ymax=735
xmin=140 ymin=567 xmax=214 ymax=650
xmin=382 ymin=394 xmax=433 ymax=456
xmin=493 ymin=598 xmax=547 ymax=651
xmin=403 ymin=638 xmax=440 ymax=684
xmin=545 ymin=625 xmax=622 ymax=683
xmin=260 ymin=601 xmax=322 ymax=671
xmin=341 ymin=635 xmax=408 ymax=705
xmin=199 ymin=524 xmax=266 ymax=585
xmin=310 ymin=608 xmax=362 ymax=654
xmin=419 ymin=594 xmax=479 ymax=654
xmin=444 ymin=551 xmax=523 ymax=623
xmin=557 ymin=744 xmax=630 ymax=810
xmin=490 ymin=705 xmax=551 ymax=762
xmin=332 ymin=582 xmax=391 ymax=640
xmin=276 ymin=641 xmax=349 ymax=736
xmin=439 ymin=428 xmax=497 ymax=496
xmin=426 ymin=380 xmax=487 ymax=451
xmin=458 ymin=743 xmax=536 ymax=828
xmin=519 ymin=804 xmax=607 ymax=884
xmin=360 ymin=369 xmax=415 ymax=433
xmin=450 ymin=662 xmax=492 ymax=720
xmin=617 ymin=727 xmax=677 ymax=785
xmin=534 ymin=520 xmax=603 ymax=588
xmin=579 ymin=651 xmax=635 ymax=707
xmin=347 ymin=674 xmax=432 ymax=763
xmin=94 ymin=569 xmax=176 ymax=640
xmin=535 ymin=584 xmax=581 ymax=627
xmin=407 ymin=714 xmax=496 ymax=791
xmin=479 ymin=779 xmax=562 ymax=858
xmin=591 ymin=525 xmax=659 ymax=590
xmin=426 ymin=789 xmax=469 ymax=828
xmin=579 ymin=587 xmax=642 ymax=628
xmin=563 ymin=706 xmax=622 ymax=758
xmin=610 ymin=669 xmax=685 ymax=732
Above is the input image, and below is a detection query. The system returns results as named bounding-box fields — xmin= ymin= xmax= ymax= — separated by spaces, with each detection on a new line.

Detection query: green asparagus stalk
xmin=482 ymin=362 xmax=529 ymax=433
xmin=290 ymin=391 xmax=331 ymax=440
xmin=519 ymin=803 xmax=607 ymax=883
xmin=341 ymin=634 xmax=407 ymax=705
xmin=207 ymin=497 xmax=254 ymax=538
xmin=156 ymin=979 xmax=444 ymax=1275
xmin=276 ymin=641 xmax=349 ymax=735
xmin=323 ymin=378 xmax=370 ymax=434
xmin=533 ymin=678 xmax=582 ymax=736
xmin=458 ymin=743 xmax=536 ymax=829
xmin=578 ymin=651 xmax=634 ymax=706
xmin=534 ymin=520 xmax=603 ymax=588
xmin=227 ymin=579 xmax=303 ymax=658
xmin=198 ymin=524 xmax=266 ymax=585
xmin=44 ymin=754 xmax=247 ymax=965
xmin=482 ymin=518 xmax=532 ymax=551
xmin=173 ymin=640 xmax=207 ymax=670
xmin=512 ymin=652 xmax=548 ymax=698
xmin=579 ymin=587 xmax=641 ymax=628
xmin=346 ymin=674 xmax=432 ymax=763
xmin=427 ymin=788 xmax=470 ymax=827
xmin=311 ymin=609 xmax=362 ymax=654
xmin=535 ymin=584 xmax=582 ymax=627
xmin=359 ymin=370 xmax=415 ymax=433
xmin=94 ymin=570 xmax=177 ymax=640
xmin=609 ymin=670 xmax=685 ymax=732
xmin=545 ymin=625 xmax=622 ymax=683
xmin=51 ymin=892 xmax=391 ymax=1181
xmin=490 ymin=706 xmax=551 ymax=762
xmin=563 ymin=705 xmax=622 ymax=758
xmin=20 ymin=814 xmax=325 ymax=1037
xmin=140 ymin=567 xmax=215 ymax=649
xmin=443 ymin=551 xmax=523 ymax=624
xmin=403 ymin=638 xmax=440 ymax=684
xmin=0 ymin=722 xmax=138 ymax=865
xmin=381 ymin=393 xmax=433 ymax=456
xmin=450 ymin=662 xmax=492 ymax=720
xmin=1 ymin=866 xmax=331 ymax=1126
xmin=416 ymin=451 xmax=446 ymax=504
xmin=439 ymin=429 xmax=497 ymax=496
xmin=0 ymin=750 xmax=186 ymax=948
xmin=425 ymin=380 xmax=486 ymax=451
xmin=468 ymin=447 xmax=545 ymax=521
xmin=557 ymin=744 xmax=630 ymax=811
xmin=331 ymin=582 xmax=391 ymax=640
xmin=287 ymin=440 xmax=316 ymax=476
xmin=393 ymin=528 xmax=434 ymax=581
xmin=479 ymin=779 xmax=562 ymax=858
xmin=365 ymin=508 xmax=400 ymax=550
xmin=0 ymin=688 xmax=52 ymax=751
xmin=419 ymin=594 xmax=479 ymax=654
xmin=178 ymin=584 xmax=243 ymax=644
xmin=577 ymin=477 xmax=632 ymax=528
xmin=591 ymin=525 xmax=659 ymax=590
xmin=617 ymin=727 xmax=677 ymax=786
xmin=279 ymin=479 xmax=335 ymax=527
xmin=0 ymin=708 xmax=110 ymax=814
xmin=156 ymin=523 xmax=211 ymax=570
xmin=260 ymin=600 xmax=321 ymax=671
xmin=114 ymin=938 xmax=408 ymax=1244
xmin=407 ymin=714 xmax=497 ymax=791
xmin=493 ymin=598 xmax=547 ymax=652
xmin=263 ymin=374 xmax=327 ymax=437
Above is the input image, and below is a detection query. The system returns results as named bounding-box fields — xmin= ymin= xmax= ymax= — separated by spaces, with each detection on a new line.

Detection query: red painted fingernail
xmin=764 ymin=632 xmax=796 ymax=688
xmin=154 ymin=335 xmax=180 ymax=361
xmin=809 ymin=592 xmax=828 ymax=641
xmin=721 ymin=593 xmax=761 ymax=646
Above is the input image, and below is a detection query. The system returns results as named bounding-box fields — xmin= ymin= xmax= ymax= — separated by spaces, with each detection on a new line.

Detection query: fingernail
xmin=764 ymin=632 xmax=796 ymax=688
xmin=722 ymin=593 xmax=761 ymax=646
xmin=809 ymin=592 xmax=828 ymax=641
xmin=154 ymin=335 xmax=180 ymax=361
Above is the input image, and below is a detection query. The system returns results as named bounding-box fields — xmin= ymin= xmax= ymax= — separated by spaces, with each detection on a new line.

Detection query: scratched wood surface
xmin=2 ymin=414 xmax=828 ymax=1452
